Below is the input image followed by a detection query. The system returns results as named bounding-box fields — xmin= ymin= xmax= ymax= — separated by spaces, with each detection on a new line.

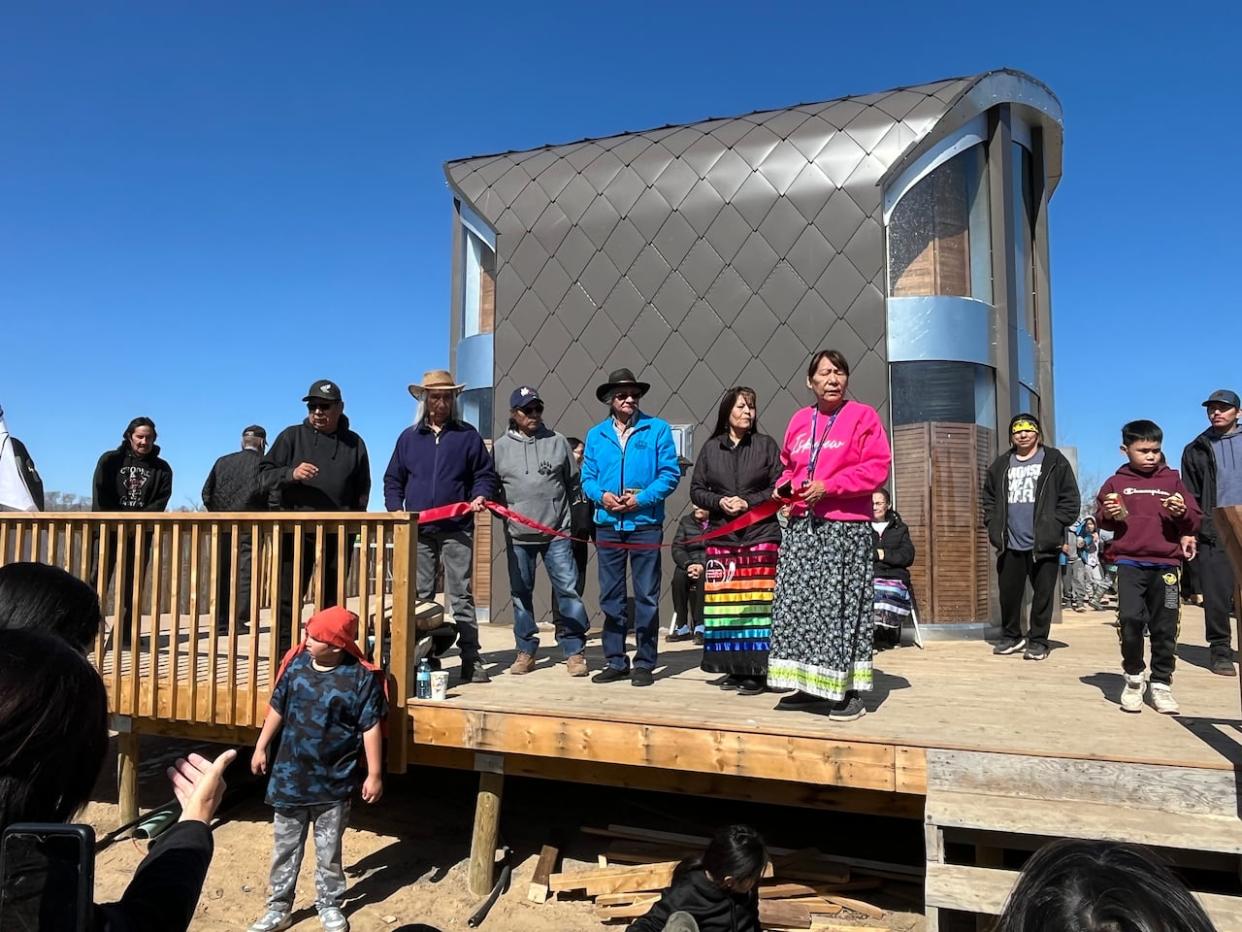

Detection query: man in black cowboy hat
xmin=580 ymin=368 xmax=682 ymax=687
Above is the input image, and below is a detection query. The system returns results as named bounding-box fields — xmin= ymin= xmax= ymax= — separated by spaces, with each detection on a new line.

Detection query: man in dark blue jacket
xmin=384 ymin=369 xmax=498 ymax=684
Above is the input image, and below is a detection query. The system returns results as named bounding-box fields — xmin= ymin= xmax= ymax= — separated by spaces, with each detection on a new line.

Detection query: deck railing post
xmin=386 ymin=514 xmax=418 ymax=772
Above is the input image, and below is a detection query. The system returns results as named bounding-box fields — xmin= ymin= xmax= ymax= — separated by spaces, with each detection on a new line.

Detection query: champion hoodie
xmin=259 ymin=415 xmax=371 ymax=511
xmin=1094 ymin=463 xmax=1201 ymax=565
xmin=492 ymin=425 xmax=577 ymax=543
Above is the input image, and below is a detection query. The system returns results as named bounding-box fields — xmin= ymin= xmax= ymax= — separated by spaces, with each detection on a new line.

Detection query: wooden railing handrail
xmin=0 ymin=510 xmax=420 ymax=524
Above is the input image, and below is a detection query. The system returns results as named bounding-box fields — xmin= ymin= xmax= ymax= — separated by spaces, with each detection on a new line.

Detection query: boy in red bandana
xmin=247 ymin=607 xmax=386 ymax=932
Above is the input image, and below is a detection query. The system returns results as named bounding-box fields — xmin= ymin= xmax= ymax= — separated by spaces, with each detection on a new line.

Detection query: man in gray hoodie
xmin=494 ymin=386 xmax=590 ymax=677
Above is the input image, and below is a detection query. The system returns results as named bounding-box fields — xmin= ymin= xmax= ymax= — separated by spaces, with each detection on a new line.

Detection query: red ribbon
xmin=416 ymin=497 xmax=794 ymax=550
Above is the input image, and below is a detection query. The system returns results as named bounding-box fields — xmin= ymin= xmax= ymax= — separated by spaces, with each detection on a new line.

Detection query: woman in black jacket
xmin=689 ymin=387 xmax=782 ymax=696
xmin=627 ymin=825 xmax=766 ymax=932
xmin=871 ymin=488 xmax=916 ymax=650
xmin=91 ymin=417 xmax=173 ymax=647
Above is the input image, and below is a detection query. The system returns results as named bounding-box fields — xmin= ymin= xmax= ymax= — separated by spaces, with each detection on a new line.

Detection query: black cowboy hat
xmin=595 ymin=368 xmax=651 ymax=403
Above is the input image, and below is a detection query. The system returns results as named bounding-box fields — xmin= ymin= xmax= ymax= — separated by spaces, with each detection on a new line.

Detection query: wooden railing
xmin=0 ymin=511 xmax=424 ymax=771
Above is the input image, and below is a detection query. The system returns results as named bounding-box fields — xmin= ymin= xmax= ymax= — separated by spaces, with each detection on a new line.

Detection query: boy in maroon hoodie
xmin=1096 ymin=420 xmax=1201 ymax=715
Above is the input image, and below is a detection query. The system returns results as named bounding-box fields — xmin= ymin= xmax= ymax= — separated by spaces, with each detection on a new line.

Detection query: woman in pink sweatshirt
xmin=769 ymin=350 xmax=892 ymax=720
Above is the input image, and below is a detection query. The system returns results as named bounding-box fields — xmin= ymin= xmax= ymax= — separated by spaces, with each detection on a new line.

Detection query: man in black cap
xmin=580 ymin=368 xmax=681 ymax=686
xmin=981 ymin=412 xmax=1080 ymax=661
xmin=203 ymin=424 xmax=271 ymax=634
xmin=261 ymin=380 xmax=371 ymax=652
xmin=1181 ymin=389 xmax=1242 ymax=675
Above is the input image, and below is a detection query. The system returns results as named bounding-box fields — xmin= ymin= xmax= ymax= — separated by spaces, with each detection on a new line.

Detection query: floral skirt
xmin=769 ymin=518 xmax=875 ymax=700
xmin=700 ymin=542 xmax=777 ymax=677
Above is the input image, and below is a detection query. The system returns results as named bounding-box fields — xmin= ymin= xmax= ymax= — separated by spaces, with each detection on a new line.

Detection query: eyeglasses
xmin=614 ymin=391 xmax=641 ymax=401
xmin=307 ymin=402 xmax=335 ymax=412
xmin=519 ymin=404 xmax=544 ymax=415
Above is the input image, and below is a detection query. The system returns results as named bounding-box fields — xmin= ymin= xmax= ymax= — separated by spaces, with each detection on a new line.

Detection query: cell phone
xmin=0 ymin=823 xmax=95 ymax=931
xmin=776 ymin=481 xmax=794 ymax=499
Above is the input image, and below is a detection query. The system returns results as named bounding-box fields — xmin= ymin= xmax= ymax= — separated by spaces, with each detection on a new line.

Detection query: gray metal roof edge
xmin=442 ymin=71 xmax=991 ymax=172
xmin=876 ymin=68 xmax=1064 ymax=192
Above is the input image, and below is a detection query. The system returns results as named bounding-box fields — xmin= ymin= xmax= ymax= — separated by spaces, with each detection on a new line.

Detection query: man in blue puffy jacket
xmin=383 ymin=369 xmax=498 ymax=684
xmin=580 ymin=368 xmax=681 ymax=687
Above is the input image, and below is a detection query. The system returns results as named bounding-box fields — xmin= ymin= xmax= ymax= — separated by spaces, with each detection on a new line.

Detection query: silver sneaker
xmin=248 ymin=910 xmax=292 ymax=932
xmin=1120 ymin=673 xmax=1144 ymax=713
xmin=1148 ymin=682 xmax=1180 ymax=715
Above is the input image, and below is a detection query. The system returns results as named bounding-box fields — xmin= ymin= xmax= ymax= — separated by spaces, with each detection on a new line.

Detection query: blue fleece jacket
xmin=382 ymin=419 xmax=498 ymax=533
xmin=580 ymin=411 xmax=681 ymax=531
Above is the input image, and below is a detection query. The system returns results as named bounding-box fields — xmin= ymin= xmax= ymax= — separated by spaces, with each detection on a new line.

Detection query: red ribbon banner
xmin=415 ymin=496 xmax=796 ymax=551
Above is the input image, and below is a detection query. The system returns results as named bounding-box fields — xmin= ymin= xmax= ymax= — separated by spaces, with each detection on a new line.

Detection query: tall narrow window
xmin=462 ymin=228 xmax=496 ymax=338
xmin=1012 ymin=142 xmax=1038 ymax=336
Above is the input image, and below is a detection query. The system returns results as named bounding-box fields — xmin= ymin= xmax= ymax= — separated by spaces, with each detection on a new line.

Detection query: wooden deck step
xmin=927 ymin=790 xmax=1242 ymax=855
xmin=926 ymin=863 xmax=1242 ymax=928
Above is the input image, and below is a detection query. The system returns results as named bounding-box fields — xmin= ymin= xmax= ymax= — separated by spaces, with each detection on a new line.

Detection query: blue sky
xmin=2 ymin=3 xmax=1238 ymax=505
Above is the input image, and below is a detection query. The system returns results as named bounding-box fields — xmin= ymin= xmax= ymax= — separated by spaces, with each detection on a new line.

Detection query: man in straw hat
xmin=384 ymin=369 xmax=498 ymax=684
xmin=581 ymin=368 xmax=681 ymax=687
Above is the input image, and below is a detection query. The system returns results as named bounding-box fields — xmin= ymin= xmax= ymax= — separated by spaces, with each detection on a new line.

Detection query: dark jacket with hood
xmin=981 ymin=443 xmax=1080 ymax=558
xmin=672 ymin=512 xmax=709 ymax=570
xmin=382 ymin=418 xmax=498 ymax=533
xmin=1181 ymin=427 xmax=1237 ymax=545
xmin=627 ymin=869 xmax=760 ymax=932
xmin=202 ymin=448 xmax=272 ymax=511
xmin=92 ymin=444 xmax=173 ymax=511
xmin=872 ymin=508 xmax=915 ymax=584
xmin=259 ymin=416 xmax=371 ymax=511
xmin=93 ymin=820 xmax=212 ymax=932
xmin=1094 ymin=463 xmax=1201 ymax=566
xmin=689 ymin=431 xmax=782 ymax=546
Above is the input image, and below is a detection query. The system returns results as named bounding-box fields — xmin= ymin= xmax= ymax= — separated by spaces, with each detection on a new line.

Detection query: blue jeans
xmin=596 ymin=525 xmax=663 ymax=671
xmin=507 ymin=535 xmax=589 ymax=657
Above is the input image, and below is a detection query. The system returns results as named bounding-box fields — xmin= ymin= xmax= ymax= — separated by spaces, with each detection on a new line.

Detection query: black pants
xmin=276 ymin=531 xmax=353 ymax=655
xmin=571 ymin=538 xmax=590 ymax=599
xmin=670 ymin=567 xmax=704 ymax=632
xmin=215 ymin=530 xmax=254 ymax=631
xmin=96 ymin=529 xmax=153 ymax=646
xmin=1198 ymin=540 xmax=1236 ymax=656
xmin=997 ymin=549 xmax=1058 ymax=648
xmin=1117 ymin=564 xmax=1181 ymax=685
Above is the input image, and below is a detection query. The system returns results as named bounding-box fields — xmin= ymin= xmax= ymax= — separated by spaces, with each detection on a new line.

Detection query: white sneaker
xmin=248 ymin=911 xmax=292 ymax=932
xmin=1120 ymin=674 xmax=1145 ymax=713
xmin=1148 ymin=682 xmax=1180 ymax=715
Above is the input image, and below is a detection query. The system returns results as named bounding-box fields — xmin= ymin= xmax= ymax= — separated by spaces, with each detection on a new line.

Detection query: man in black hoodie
xmin=981 ymin=413 xmax=1080 ymax=661
xmin=1181 ymin=388 xmax=1242 ymax=676
xmin=260 ymin=380 xmax=371 ymax=653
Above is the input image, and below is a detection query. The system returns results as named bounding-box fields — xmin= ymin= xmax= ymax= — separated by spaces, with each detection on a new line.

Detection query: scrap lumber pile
xmin=539 ymin=824 xmax=918 ymax=930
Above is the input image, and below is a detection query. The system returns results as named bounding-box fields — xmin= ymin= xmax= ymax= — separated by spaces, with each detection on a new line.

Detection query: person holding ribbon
xmin=768 ymin=350 xmax=892 ymax=720
xmin=690 ymin=386 xmax=783 ymax=696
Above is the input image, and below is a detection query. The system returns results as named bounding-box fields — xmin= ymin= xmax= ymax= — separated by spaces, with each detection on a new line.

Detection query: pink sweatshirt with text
xmin=777 ymin=401 xmax=892 ymax=522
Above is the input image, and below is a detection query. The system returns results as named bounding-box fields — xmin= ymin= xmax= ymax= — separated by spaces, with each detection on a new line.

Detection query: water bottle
xmin=416 ymin=658 xmax=432 ymax=700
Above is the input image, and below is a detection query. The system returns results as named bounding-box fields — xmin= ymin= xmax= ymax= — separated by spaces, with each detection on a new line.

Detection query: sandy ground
xmin=83 ymin=740 xmax=922 ymax=931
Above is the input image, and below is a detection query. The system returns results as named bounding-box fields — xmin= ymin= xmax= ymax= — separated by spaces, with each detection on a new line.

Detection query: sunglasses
xmin=613 ymin=391 xmax=641 ymax=401
xmin=307 ymin=402 xmax=336 ymax=412
xmin=519 ymin=404 xmax=545 ymax=415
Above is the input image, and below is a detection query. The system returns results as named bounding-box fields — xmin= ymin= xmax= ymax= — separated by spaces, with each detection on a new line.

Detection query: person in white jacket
xmin=0 ymin=404 xmax=44 ymax=512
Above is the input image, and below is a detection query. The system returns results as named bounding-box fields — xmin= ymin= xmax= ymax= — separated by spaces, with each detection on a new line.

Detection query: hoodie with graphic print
xmin=1094 ymin=463 xmax=1201 ymax=566
xmin=92 ymin=443 xmax=173 ymax=511
xmin=259 ymin=415 xmax=371 ymax=511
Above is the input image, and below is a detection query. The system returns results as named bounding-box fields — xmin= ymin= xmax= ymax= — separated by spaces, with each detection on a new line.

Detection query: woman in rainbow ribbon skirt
xmin=690 ymin=387 xmax=783 ymax=696
xmin=768 ymin=350 xmax=892 ymax=721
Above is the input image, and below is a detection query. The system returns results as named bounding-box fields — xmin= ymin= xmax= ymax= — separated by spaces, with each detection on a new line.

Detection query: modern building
xmin=444 ymin=69 xmax=1063 ymax=633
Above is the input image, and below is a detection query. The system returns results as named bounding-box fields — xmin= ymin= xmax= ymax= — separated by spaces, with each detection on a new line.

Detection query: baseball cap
xmin=303 ymin=380 xmax=342 ymax=403
xmin=1202 ymin=389 xmax=1240 ymax=409
xmin=242 ymin=424 xmax=266 ymax=439
xmin=509 ymin=386 xmax=543 ymax=409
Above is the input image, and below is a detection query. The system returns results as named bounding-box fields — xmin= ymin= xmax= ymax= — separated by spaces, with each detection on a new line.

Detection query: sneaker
xmin=1023 ymin=643 xmax=1049 ymax=661
xmin=1148 ymin=682 xmax=1180 ymax=715
xmin=508 ymin=651 xmax=536 ymax=675
xmin=664 ymin=912 xmax=701 ymax=932
xmin=716 ymin=675 xmax=743 ymax=690
xmin=592 ymin=665 xmax=629 ymax=684
xmin=667 ymin=629 xmax=692 ymax=642
xmin=566 ymin=653 xmax=588 ymax=677
xmin=736 ymin=678 xmax=766 ymax=696
xmin=992 ymin=637 xmax=1026 ymax=656
xmin=248 ymin=910 xmax=293 ymax=932
xmin=318 ymin=907 xmax=349 ymax=932
xmin=828 ymin=695 xmax=867 ymax=721
xmin=1120 ymin=673 xmax=1145 ymax=713
xmin=1073 ymin=604 xmax=1087 ymax=613
xmin=631 ymin=668 xmax=654 ymax=687
xmin=692 ymin=631 xmax=704 ymax=646
xmin=775 ymin=691 xmax=825 ymax=709
xmin=1211 ymin=654 xmax=1238 ymax=677
xmin=459 ymin=660 xmax=491 ymax=684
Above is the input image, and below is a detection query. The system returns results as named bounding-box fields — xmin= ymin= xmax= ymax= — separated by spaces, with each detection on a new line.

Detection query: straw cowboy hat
xmin=594 ymin=367 xmax=651 ymax=403
xmin=408 ymin=369 xmax=466 ymax=399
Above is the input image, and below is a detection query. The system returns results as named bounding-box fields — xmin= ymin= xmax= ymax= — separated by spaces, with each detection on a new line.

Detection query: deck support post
xmin=468 ymin=764 xmax=505 ymax=897
xmin=117 ymin=728 xmax=140 ymax=827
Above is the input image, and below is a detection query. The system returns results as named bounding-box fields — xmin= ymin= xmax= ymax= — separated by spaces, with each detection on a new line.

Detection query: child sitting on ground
xmin=1096 ymin=420 xmax=1200 ymax=715
xmin=627 ymin=824 xmax=767 ymax=932
xmin=669 ymin=505 xmax=710 ymax=644
xmin=248 ymin=606 xmax=387 ymax=932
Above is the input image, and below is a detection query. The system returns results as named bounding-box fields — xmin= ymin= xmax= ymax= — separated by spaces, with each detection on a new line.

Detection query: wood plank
xmin=528 ymin=842 xmax=561 ymax=904
xmin=550 ymin=861 xmax=679 ymax=895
